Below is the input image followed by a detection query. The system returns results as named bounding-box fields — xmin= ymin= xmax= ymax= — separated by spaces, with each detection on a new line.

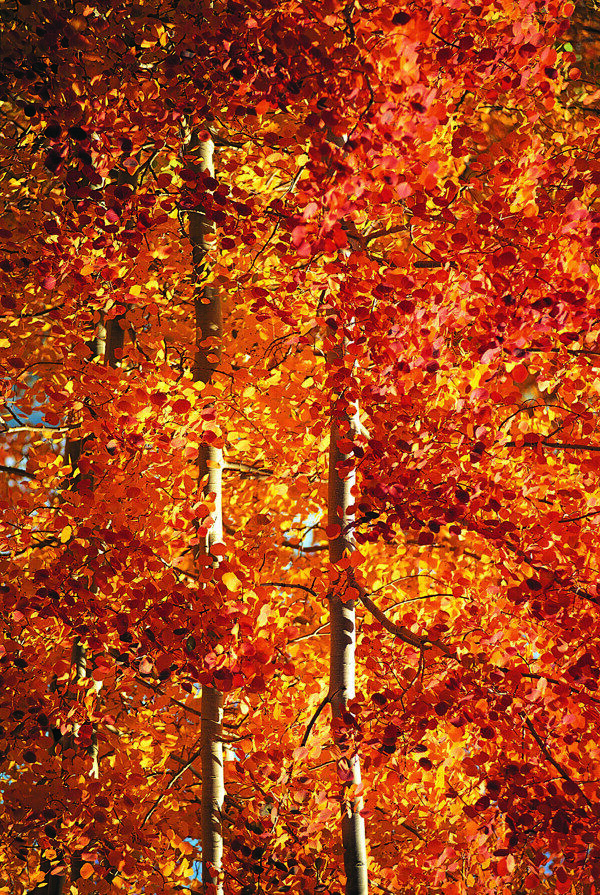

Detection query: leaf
xmin=4 ymin=2 xmax=600 ymax=892
xmin=222 ymin=572 xmax=240 ymax=591
xmin=511 ymin=364 xmax=528 ymax=384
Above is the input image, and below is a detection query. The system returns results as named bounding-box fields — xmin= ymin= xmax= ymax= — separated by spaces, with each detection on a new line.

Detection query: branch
xmin=503 ymin=440 xmax=600 ymax=452
xmin=135 ymin=676 xmax=204 ymax=718
xmin=142 ymin=747 xmax=203 ymax=825
xmin=399 ymin=821 xmax=424 ymax=840
xmin=373 ymin=807 xmax=424 ymax=841
xmin=513 ymin=670 xmax=600 ymax=706
xmin=2 ymin=425 xmax=72 ymax=434
xmin=572 ymin=585 xmax=600 ymax=606
xmin=558 ymin=509 xmax=600 ymax=524
xmin=0 ymin=464 xmax=36 ymax=479
xmin=357 ymin=588 xmax=429 ymax=648
xmin=523 ymin=715 xmax=592 ymax=807
xmin=263 ymin=581 xmax=317 ymax=597
xmin=288 ymin=622 xmax=329 ymax=643
xmin=223 ymin=460 xmax=273 ymax=477
xmin=171 ymin=754 xmax=202 ymax=780
xmin=11 ymin=536 xmax=60 ymax=557
xmin=301 ymin=690 xmax=338 ymax=747
xmin=357 ymin=584 xmax=457 ymax=656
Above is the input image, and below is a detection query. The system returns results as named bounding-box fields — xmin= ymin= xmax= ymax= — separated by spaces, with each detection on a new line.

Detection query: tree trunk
xmin=33 ymin=319 xmax=122 ymax=894
xmin=200 ymin=684 xmax=224 ymax=891
xmin=68 ymin=638 xmax=91 ymax=888
xmin=188 ymin=134 xmax=225 ymax=895
xmin=327 ymin=331 xmax=368 ymax=895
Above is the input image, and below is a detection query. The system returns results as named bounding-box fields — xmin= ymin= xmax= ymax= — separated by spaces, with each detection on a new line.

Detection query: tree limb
xmin=357 ymin=588 xmax=429 ymax=648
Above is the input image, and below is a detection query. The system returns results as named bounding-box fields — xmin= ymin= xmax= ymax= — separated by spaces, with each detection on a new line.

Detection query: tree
xmin=3 ymin=1 xmax=600 ymax=894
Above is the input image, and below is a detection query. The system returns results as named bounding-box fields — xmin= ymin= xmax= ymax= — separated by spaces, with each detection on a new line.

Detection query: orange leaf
xmin=79 ymin=864 xmax=94 ymax=880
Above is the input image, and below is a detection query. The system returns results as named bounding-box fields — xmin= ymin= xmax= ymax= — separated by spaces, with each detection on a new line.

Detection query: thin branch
xmin=515 ymin=670 xmax=600 ymax=706
xmin=135 ymin=676 xmax=204 ymax=718
xmin=503 ymin=440 xmax=600 ymax=452
xmin=523 ymin=715 xmax=592 ymax=807
xmin=0 ymin=464 xmax=36 ymax=479
xmin=170 ymin=697 xmax=203 ymax=718
xmin=399 ymin=821 xmax=424 ymax=840
xmin=288 ymin=622 xmax=329 ymax=643
xmin=10 ymin=536 xmax=61 ymax=557
xmin=373 ymin=806 xmax=424 ymax=841
xmin=301 ymin=690 xmax=338 ymax=747
xmin=2 ymin=423 xmax=72 ymax=434
xmin=558 ymin=509 xmax=600 ymax=524
xmin=170 ymin=754 xmax=202 ymax=779
xmin=263 ymin=581 xmax=317 ymax=597
xmin=223 ymin=460 xmax=273 ymax=477
xmin=142 ymin=747 xmax=203 ymax=825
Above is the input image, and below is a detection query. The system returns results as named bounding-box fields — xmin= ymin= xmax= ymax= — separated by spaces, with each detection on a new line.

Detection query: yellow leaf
xmin=60 ymin=525 xmax=72 ymax=543
xmin=435 ymin=763 xmax=445 ymax=790
xmin=222 ymin=572 xmax=240 ymax=591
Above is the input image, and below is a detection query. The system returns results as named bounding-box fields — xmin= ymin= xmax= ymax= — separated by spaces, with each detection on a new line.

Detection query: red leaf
xmin=511 ymin=364 xmax=528 ymax=384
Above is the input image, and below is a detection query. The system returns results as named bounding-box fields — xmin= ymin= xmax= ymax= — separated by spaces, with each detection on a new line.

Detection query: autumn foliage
xmin=2 ymin=0 xmax=600 ymax=893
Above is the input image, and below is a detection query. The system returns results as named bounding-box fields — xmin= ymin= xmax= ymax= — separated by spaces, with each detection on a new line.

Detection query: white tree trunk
xmin=188 ymin=135 xmax=225 ymax=895
xmin=327 ymin=332 xmax=368 ymax=895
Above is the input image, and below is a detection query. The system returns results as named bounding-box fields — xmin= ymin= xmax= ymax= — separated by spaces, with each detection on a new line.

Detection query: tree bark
xmin=188 ymin=134 xmax=225 ymax=895
xmin=32 ymin=321 xmax=122 ymax=895
xmin=327 ymin=330 xmax=368 ymax=895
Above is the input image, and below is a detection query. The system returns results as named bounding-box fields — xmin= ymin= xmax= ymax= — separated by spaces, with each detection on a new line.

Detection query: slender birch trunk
xmin=188 ymin=134 xmax=225 ymax=895
xmin=67 ymin=637 xmax=93 ymax=887
xmin=327 ymin=330 xmax=368 ymax=895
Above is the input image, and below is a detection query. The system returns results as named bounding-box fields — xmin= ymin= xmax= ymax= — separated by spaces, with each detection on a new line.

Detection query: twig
xmin=355 ymin=580 xmax=457 ymax=656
